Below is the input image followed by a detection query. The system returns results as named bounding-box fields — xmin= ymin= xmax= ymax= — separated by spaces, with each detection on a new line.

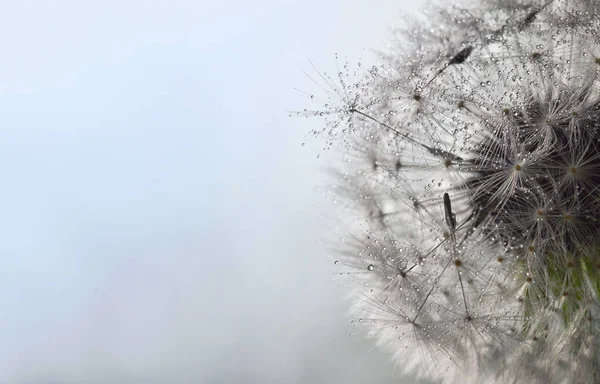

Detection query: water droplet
xmin=367 ymin=264 xmax=375 ymax=271
xmin=334 ymin=260 xmax=339 ymax=265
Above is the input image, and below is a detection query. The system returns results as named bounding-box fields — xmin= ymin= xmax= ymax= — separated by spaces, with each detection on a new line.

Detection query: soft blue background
xmin=0 ymin=1 xmax=425 ymax=383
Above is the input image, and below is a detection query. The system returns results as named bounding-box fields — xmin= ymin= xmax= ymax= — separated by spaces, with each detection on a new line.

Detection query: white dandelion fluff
xmin=300 ymin=0 xmax=600 ymax=382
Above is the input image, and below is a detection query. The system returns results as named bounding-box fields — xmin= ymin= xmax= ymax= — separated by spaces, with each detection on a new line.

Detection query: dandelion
xmin=300 ymin=0 xmax=600 ymax=382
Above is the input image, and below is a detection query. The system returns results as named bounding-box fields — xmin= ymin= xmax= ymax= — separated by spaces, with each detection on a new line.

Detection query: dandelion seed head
xmin=302 ymin=0 xmax=600 ymax=382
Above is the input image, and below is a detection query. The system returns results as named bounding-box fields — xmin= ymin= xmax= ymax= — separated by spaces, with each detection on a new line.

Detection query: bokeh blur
xmin=0 ymin=1 xmax=426 ymax=383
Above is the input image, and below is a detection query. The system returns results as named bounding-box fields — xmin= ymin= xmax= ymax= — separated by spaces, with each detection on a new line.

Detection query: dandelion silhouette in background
xmin=301 ymin=0 xmax=600 ymax=382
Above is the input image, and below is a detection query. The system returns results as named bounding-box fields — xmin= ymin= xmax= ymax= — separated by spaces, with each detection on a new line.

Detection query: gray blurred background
xmin=0 ymin=0 xmax=426 ymax=383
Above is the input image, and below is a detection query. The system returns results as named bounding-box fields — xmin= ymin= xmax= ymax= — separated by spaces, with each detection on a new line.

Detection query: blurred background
xmin=0 ymin=0 xmax=426 ymax=383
